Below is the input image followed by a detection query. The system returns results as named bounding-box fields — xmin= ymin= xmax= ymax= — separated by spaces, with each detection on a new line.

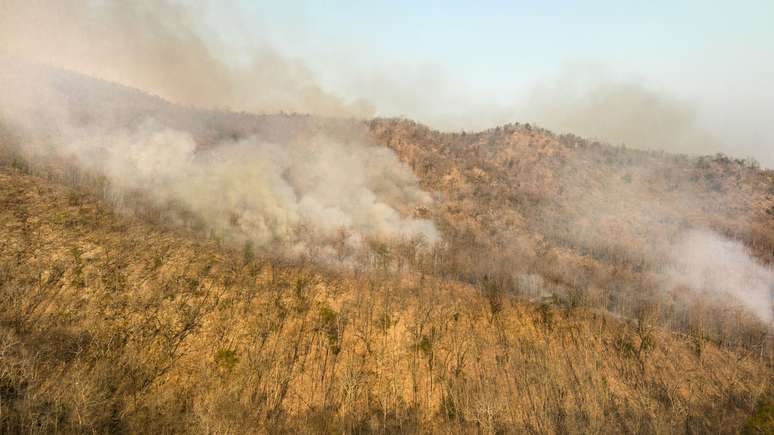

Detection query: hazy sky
xmin=2 ymin=0 xmax=772 ymax=166
xmin=219 ymin=0 xmax=774 ymax=166
xmin=233 ymin=1 xmax=772 ymax=90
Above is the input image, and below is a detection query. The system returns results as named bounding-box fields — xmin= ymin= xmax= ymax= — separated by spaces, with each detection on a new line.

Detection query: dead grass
xmin=0 ymin=162 xmax=771 ymax=433
xmin=371 ymin=118 xmax=774 ymax=349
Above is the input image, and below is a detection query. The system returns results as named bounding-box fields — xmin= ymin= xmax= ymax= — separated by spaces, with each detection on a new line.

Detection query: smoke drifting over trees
xmin=0 ymin=57 xmax=437 ymax=257
xmin=669 ymin=229 xmax=774 ymax=324
xmin=0 ymin=3 xmax=773 ymax=432
xmin=1 ymin=0 xmax=770 ymax=320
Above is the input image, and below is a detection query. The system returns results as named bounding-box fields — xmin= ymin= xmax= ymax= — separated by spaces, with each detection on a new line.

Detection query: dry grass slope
xmin=0 ymin=156 xmax=771 ymax=433
xmin=372 ymin=119 xmax=774 ymax=352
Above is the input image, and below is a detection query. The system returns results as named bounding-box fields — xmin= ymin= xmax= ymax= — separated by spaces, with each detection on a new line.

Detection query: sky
xmin=221 ymin=0 xmax=774 ymax=166
xmin=1 ymin=0 xmax=772 ymax=166
xmin=234 ymin=1 xmax=772 ymax=90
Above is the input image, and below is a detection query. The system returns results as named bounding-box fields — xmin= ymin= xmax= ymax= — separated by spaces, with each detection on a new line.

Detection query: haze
xmin=215 ymin=0 xmax=774 ymax=167
xmin=2 ymin=0 xmax=771 ymax=166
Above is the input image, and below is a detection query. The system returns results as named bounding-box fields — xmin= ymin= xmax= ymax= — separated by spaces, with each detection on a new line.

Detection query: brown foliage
xmin=0 ymin=159 xmax=771 ymax=433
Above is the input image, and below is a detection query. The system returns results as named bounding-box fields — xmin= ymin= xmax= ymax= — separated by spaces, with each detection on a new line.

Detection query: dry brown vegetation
xmin=372 ymin=119 xmax=774 ymax=352
xmin=0 ymin=65 xmax=773 ymax=432
xmin=0 ymin=139 xmax=772 ymax=433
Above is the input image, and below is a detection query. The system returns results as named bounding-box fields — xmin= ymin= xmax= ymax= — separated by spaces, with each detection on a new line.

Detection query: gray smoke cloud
xmin=0 ymin=0 xmax=373 ymax=117
xmin=522 ymin=64 xmax=720 ymax=156
xmin=0 ymin=57 xmax=438 ymax=258
xmin=0 ymin=0 xmax=438 ymax=259
xmin=668 ymin=229 xmax=773 ymax=324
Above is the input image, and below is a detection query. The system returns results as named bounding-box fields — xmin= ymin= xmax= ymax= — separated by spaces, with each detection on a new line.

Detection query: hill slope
xmin=372 ymin=119 xmax=774 ymax=340
xmin=0 ymin=162 xmax=771 ymax=433
xmin=0 ymin=61 xmax=773 ymax=433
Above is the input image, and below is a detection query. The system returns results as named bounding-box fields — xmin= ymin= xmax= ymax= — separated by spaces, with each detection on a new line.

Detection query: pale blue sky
xmin=230 ymin=1 xmax=772 ymax=86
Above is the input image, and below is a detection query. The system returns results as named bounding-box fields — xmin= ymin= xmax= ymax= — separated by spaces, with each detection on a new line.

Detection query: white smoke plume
xmin=0 ymin=57 xmax=438 ymax=258
xmin=668 ymin=229 xmax=774 ymax=324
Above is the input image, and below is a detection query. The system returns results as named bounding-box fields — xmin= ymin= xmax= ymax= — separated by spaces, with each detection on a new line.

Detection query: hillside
xmin=0 ymin=61 xmax=773 ymax=433
xmin=372 ymin=118 xmax=774 ymax=266
xmin=372 ymin=119 xmax=774 ymax=345
xmin=0 ymin=162 xmax=771 ymax=433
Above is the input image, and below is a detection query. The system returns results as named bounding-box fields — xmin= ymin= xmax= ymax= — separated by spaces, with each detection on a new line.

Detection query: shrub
xmin=215 ymin=349 xmax=239 ymax=371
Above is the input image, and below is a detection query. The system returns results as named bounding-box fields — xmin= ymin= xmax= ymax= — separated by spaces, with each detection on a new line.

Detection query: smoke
xmin=0 ymin=0 xmax=437 ymax=257
xmin=668 ymin=229 xmax=774 ymax=324
xmin=0 ymin=57 xmax=438 ymax=258
xmin=2 ymin=1 xmax=769 ymax=168
xmin=0 ymin=0 xmax=373 ymax=118
xmin=523 ymin=64 xmax=720 ymax=156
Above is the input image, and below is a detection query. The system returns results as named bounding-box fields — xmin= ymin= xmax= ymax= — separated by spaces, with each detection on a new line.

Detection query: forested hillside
xmin=0 ymin=161 xmax=771 ymax=433
xmin=0 ymin=62 xmax=772 ymax=433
